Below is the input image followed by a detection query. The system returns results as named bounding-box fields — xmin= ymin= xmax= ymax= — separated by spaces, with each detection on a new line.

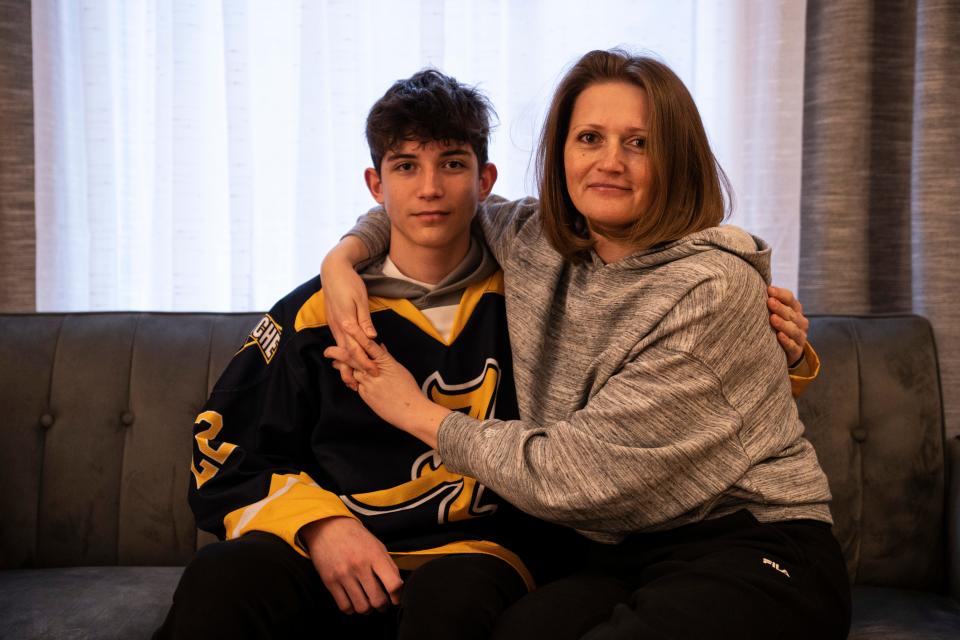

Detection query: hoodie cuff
xmin=437 ymin=411 xmax=485 ymax=476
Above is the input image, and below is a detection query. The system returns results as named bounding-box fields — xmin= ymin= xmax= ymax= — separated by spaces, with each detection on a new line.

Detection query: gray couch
xmin=0 ymin=312 xmax=958 ymax=638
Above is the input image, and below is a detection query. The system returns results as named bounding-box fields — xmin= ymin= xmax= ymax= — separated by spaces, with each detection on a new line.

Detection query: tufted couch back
xmin=0 ymin=313 xmax=259 ymax=569
xmin=0 ymin=313 xmax=955 ymax=597
xmin=795 ymin=315 xmax=950 ymax=594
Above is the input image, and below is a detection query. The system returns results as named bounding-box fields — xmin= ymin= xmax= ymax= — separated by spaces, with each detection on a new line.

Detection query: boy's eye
xmin=395 ymin=162 xmax=414 ymax=172
xmin=445 ymin=160 xmax=466 ymax=169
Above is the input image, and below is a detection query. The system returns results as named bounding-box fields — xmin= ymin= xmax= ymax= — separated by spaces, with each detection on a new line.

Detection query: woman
xmin=322 ymin=50 xmax=849 ymax=639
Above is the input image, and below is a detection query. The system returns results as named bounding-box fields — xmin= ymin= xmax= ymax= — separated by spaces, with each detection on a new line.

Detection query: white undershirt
xmin=382 ymin=257 xmax=459 ymax=341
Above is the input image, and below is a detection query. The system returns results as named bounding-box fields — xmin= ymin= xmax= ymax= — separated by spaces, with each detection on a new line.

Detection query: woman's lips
xmin=588 ymin=183 xmax=631 ymax=190
xmin=587 ymin=183 xmax=632 ymax=194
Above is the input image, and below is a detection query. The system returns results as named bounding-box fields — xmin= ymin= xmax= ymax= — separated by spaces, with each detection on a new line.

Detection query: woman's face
xmin=563 ymin=81 xmax=651 ymax=243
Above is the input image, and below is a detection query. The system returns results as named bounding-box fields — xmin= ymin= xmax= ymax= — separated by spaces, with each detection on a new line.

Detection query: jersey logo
xmin=240 ymin=314 xmax=282 ymax=364
xmin=190 ymin=411 xmax=238 ymax=489
xmin=340 ymin=358 xmax=502 ymax=523
xmin=422 ymin=357 xmax=500 ymax=420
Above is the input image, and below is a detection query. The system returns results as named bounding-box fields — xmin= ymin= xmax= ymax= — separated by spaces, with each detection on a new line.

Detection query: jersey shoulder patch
xmin=238 ymin=313 xmax=283 ymax=364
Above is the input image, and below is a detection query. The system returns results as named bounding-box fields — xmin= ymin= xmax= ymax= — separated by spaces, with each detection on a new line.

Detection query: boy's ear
xmin=364 ymin=167 xmax=385 ymax=204
xmin=478 ymin=163 xmax=498 ymax=201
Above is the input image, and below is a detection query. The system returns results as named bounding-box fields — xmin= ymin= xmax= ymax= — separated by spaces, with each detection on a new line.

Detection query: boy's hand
xmin=299 ymin=517 xmax=402 ymax=615
xmin=767 ymin=286 xmax=809 ymax=366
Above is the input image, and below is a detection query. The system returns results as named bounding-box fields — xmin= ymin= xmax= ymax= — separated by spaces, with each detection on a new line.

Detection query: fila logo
xmin=762 ymin=558 xmax=791 ymax=578
xmin=243 ymin=314 xmax=282 ymax=364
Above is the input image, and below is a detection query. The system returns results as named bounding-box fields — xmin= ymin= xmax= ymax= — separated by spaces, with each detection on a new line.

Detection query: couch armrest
xmin=949 ymin=436 xmax=960 ymax=601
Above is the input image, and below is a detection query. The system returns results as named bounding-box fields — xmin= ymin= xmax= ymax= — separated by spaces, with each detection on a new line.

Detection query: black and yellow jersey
xmin=188 ymin=263 xmax=566 ymax=589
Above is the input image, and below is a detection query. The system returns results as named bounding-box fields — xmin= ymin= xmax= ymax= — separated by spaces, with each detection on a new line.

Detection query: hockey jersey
xmin=188 ymin=250 xmax=565 ymax=589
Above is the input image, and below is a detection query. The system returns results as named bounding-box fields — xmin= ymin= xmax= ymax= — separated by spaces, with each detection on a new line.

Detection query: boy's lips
xmin=412 ymin=210 xmax=450 ymax=221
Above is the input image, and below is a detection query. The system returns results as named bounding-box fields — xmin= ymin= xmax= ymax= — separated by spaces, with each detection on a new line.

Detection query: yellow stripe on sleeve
xmin=789 ymin=342 xmax=821 ymax=398
xmin=223 ymin=472 xmax=357 ymax=556
xmin=390 ymin=539 xmax=535 ymax=591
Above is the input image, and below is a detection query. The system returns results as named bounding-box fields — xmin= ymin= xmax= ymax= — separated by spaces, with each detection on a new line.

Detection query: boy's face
xmin=364 ymin=140 xmax=497 ymax=256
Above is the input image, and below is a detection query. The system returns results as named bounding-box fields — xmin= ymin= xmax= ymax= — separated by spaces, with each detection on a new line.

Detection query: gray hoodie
xmin=349 ymin=197 xmax=832 ymax=544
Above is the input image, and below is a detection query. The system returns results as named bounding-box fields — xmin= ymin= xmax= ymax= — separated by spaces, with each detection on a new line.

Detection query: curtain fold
xmin=0 ymin=0 xmax=35 ymax=312
xmin=33 ymin=0 xmax=807 ymax=311
xmin=800 ymin=0 xmax=960 ymax=437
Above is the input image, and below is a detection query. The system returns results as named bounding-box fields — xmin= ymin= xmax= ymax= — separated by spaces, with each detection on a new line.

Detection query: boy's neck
xmin=387 ymin=235 xmax=470 ymax=285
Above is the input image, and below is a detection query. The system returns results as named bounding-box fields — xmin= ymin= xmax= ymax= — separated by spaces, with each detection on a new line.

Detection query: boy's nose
xmin=419 ymin=169 xmax=443 ymax=198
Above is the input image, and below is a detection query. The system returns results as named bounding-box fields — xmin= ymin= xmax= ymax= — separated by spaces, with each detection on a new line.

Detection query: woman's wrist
xmin=404 ymin=400 xmax=452 ymax=449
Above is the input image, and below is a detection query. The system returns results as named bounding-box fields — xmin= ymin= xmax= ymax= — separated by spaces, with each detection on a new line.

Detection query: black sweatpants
xmin=490 ymin=510 xmax=851 ymax=640
xmin=154 ymin=532 xmax=527 ymax=639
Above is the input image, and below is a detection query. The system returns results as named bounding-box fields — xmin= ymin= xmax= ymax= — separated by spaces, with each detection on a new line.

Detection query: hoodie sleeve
xmin=189 ymin=307 xmax=355 ymax=556
xmin=437 ymin=344 xmax=752 ymax=534
xmin=472 ymin=195 xmax=542 ymax=264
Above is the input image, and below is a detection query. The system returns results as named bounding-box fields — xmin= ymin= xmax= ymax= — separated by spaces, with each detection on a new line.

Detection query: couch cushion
xmin=0 ymin=566 xmax=183 ymax=639
xmin=798 ymin=315 xmax=946 ymax=591
xmin=850 ymin=586 xmax=960 ymax=639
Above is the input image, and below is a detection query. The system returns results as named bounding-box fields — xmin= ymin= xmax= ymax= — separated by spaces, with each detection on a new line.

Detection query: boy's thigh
xmin=158 ymin=532 xmax=397 ymax=639
xmin=399 ymin=554 xmax=529 ymax=640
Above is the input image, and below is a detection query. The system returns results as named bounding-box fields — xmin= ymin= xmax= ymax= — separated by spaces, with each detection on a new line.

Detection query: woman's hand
xmin=321 ymin=236 xmax=379 ymax=390
xmin=324 ymin=341 xmax=451 ymax=448
xmin=767 ymin=286 xmax=809 ymax=367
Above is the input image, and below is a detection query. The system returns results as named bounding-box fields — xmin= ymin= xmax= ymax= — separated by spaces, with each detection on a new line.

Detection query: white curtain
xmin=33 ymin=0 xmax=806 ymax=311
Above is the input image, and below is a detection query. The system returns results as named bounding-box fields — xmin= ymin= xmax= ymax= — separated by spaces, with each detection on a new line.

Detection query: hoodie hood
xmin=356 ymin=233 xmax=500 ymax=309
xmin=613 ymin=225 xmax=772 ymax=284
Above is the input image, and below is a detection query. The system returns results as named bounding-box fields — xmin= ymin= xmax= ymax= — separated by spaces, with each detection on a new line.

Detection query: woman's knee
xmin=491 ymin=573 xmax=629 ymax=640
xmin=399 ymin=555 xmax=527 ymax=640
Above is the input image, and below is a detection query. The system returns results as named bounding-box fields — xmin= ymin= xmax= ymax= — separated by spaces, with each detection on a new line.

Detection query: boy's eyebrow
xmin=383 ymin=148 xmax=472 ymax=161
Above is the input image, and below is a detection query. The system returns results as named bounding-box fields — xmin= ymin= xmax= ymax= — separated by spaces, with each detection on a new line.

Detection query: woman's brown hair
xmin=537 ymin=49 xmax=732 ymax=262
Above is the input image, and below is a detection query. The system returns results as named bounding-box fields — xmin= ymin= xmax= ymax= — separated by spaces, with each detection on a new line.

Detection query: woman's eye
xmin=578 ymin=132 xmax=599 ymax=144
xmin=629 ymin=137 xmax=646 ymax=150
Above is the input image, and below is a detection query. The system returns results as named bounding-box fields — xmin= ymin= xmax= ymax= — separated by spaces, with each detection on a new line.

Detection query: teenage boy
xmin=155 ymin=70 xmax=565 ymax=639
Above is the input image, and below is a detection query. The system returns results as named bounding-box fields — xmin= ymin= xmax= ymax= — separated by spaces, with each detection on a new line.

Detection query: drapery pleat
xmin=32 ymin=0 xmax=808 ymax=311
xmin=800 ymin=0 xmax=960 ymax=437
xmin=0 ymin=0 xmax=35 ymax=312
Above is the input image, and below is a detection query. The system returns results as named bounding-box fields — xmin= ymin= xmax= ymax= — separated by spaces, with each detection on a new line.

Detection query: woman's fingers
xmin=330 ymin=360 xmax=359 ymax=391
xmin=325 ymin=337 xmax=378 ymax=376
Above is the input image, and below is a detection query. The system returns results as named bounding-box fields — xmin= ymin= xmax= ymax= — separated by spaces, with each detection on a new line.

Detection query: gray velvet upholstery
xmin=0 ymin=567 xmax=183 ymax=639
xmin=0 ymin=312 xmax=957 ymax=638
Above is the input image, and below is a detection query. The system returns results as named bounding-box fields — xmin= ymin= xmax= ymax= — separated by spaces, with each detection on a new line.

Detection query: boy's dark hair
xmin=366 ymin=69 xmax=495 ymax=172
